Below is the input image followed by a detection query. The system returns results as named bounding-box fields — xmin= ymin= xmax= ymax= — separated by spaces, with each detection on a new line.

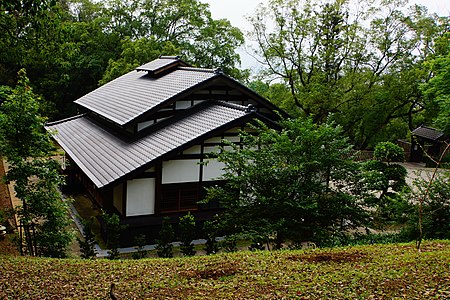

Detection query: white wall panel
xmin=204 ymin=145 xmax=220 ymax=154
xmin=162 ymin=159 xmax=200 ymax=184
xmin=205 ymin=137 xmax=222 ymax=143
xmin=203 ymin=158 xmax=226 ymax=181
xmin=126 ymin=178 xmax=155 ymax=216
xmin=183 ymin=145 xmax=201 ymax=154
xmin=224 ymin=136 xmax=240 ymax=143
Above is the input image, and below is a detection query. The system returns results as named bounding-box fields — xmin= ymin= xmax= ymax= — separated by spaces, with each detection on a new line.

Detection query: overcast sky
xmin=200 ymin=0 xmax=450 ymax=71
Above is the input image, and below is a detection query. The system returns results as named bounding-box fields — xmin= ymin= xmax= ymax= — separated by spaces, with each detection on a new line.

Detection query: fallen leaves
xmin=0 ymin=240 xmax=449 ymax=299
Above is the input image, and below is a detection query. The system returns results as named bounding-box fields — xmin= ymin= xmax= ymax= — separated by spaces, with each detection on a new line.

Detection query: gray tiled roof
xmin=46 ymin=102 xmax=249 ymax=188
xmin=75 ymin=67 xmax=217 ymax=126
xmin=412 ymin=125 xmax=444 ymax=141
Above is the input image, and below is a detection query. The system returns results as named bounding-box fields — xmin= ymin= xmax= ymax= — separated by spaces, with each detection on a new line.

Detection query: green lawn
xmin=1 ymin=241 xmax=449 ymax=299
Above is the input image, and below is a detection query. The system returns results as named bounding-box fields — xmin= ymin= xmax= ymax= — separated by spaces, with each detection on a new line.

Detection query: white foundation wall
xmin=162 ymin=159 xmax=200 ymax=184
xmin=126 ymin=178 xmax=155 ymax=216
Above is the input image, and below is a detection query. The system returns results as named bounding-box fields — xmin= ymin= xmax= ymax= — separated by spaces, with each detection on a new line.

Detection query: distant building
xmin=410 ymin=125 xmax=448 ymax=164
xmin=46 ymin=56 xmax=283 ymax=243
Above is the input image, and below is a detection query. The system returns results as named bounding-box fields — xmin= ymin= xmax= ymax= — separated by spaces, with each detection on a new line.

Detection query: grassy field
xmin=1 ymin=240 xmax=449 ymax=299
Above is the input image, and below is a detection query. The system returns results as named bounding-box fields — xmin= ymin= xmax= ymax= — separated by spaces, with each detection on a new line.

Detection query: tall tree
xmin=0 ymin=70 xmax=73 ymax=257
xmin=421 ymin=32 xmax=450 ymax=134
xmin=249 ymin=0 xmax=448 ymax=148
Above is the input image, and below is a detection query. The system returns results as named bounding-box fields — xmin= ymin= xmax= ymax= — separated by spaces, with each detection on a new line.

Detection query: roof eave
xmin=99 ymin=111 xmax=267 ymax=190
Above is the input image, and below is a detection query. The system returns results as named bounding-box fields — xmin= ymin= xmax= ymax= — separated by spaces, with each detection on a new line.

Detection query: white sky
xmin=200 ymin=0 xmax=450 ymax=72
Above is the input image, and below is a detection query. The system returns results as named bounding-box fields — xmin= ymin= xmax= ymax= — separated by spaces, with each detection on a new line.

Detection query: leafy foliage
xmin=179 ymin=212 xmax=196 ymax=257
xmin=249 ymin=0 xmax=448 ymax=148
xmin=77 ymin=217 xmax=97 ymax=259
xmin=0 ymin=0 xmax=246 ymax=120
xmin=102 ymin=212 xmax=127 ymax=260
xmin=1 ymin=241 xmax=449 ymax=299
xmin=203 ymin=219 xmax=220 ymax=255
xmin=403 ymin=170 xmax=450 ymax=240
xmin=206 ymin=118 xmax=367 ymax=247
xmin=359 ymin=142 xmax=409 ymax=227
xmin=373 ymin=142 xmax=405 ymax=163
xmin=156 ymin=217 xmax=174 ymax=258
xmin=131 ymin=234 xmax=147 ymax=260
xmin=421 ymin=32 xmax=450 ymax=134
xmin=0 ymin=70 xmax=73 ymax=257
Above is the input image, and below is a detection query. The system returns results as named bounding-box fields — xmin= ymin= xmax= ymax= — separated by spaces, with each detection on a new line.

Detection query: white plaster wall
xmin=126 ymin=178 xmax=155 ymax=216
xmin=162 ymin=159 xmax=200 ymax=184
xmin=204 ymin=145 xmax=220 ymax=154
xmin=183 ymin=145 xmax=201 ymax=154
xmin=203 ymin=158 xmax=226 ymax=181
xmin=205 ymin=136 xmax=222 ymax=143
xmin=224 ymin=136 xmax=240 ymax=143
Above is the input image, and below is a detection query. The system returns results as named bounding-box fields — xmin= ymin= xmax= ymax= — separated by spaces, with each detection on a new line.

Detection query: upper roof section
xmin=75 ymin=63 xmax=218 ymax=126
xmin=135 ymin=56 xmax=190 ymax=76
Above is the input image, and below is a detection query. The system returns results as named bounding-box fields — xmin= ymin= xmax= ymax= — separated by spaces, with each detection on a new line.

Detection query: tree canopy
xmin=248 ymin=0 xmax=449 ymax=148
xmin=206 ymin=118 xmax=367 ymax=247
xmin=0 ymin=0 xmax=246 ymax=120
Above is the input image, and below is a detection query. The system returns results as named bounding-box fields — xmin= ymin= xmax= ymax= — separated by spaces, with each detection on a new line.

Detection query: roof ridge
xmin=45 ymin=114 xmax=87 ymax=126
xmin=178 ymin=66 xmax=217 ymax=73
xmin=215 ymin=100 xmax=247 ymax=111
xmin=159 ymin=55 xmax=180 ymax=59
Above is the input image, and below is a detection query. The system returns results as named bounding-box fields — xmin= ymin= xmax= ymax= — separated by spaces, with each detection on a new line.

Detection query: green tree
xmin=179 ymin=212 xmax=196 ymax=257
xmin=421 ymin=32 xmax=450 ymax=134
xmin=206 ymin=118 xmax=367 ymax=247
xmin=156 ymin=216 xmax=174 ymax=258
xmin=249 ymin=0 xmax=447 ymax=148
xmin=0 ymin=69 xmax=73 ymax=257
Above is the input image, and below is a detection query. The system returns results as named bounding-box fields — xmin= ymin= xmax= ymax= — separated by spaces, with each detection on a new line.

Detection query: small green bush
xmin=102 ymin=212 xmax=127 ymax=259
xmin=373 ymin=142 xmax=404 ymax=163
xmin=77 ymin=218 xmax=97 ymax=259
xmin=179 ymin=213 xmax=196 ymax=257
xmin=156 ymin=217 xmax=174 ymax=258
xmin=132 ymin=234 xmax=147 ymax=259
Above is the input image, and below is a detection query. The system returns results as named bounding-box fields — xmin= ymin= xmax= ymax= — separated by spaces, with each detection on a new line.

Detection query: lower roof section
xmin=46 ymin=101 xmax=251 ymax=188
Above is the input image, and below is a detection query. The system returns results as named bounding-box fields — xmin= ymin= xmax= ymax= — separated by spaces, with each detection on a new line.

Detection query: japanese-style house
xmin=46 ymin=56 xmax=282 ymax=243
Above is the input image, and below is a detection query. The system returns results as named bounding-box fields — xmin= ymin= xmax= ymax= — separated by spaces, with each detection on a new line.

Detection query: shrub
xmin=156 ymin=217 xmax=174 ymax=258
xmin=77 ymin=218 xmax=97 ymax=259
xmin=373 ymin=142 xmax=404 ymax=163
xmin=102 ymin=212 xmax=127 ymax=259
xmin=132 ymin=234 xmax=147 ymax=259
xmin=179 ymin=213 xmax=196 ymax=257
xmin=402 ymin=171 xmax=450 ymax=240
xmin=203 ymin=220 xmax=220 ymax=255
